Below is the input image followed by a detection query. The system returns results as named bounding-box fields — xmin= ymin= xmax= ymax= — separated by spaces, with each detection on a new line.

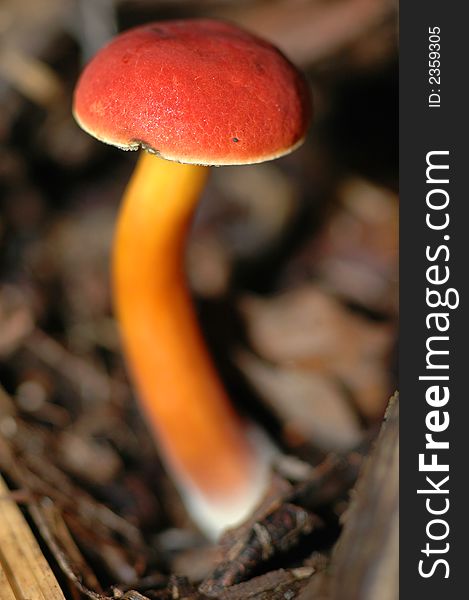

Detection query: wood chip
xmin=330 ymin=394 xmax=399 ymax=599
xmin=200 ymin=504 xmax=321 ymax=596
xmin=0 ymin=474 xmax=65 ymax=599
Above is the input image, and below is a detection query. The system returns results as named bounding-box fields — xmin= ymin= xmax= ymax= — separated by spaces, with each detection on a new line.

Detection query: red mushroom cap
xmin=73 ymin=19 xmax=311 ymax=165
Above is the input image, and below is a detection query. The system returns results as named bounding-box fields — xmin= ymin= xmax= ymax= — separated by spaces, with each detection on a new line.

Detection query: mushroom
xmin=73 ymin=19 xmax=311 ymax=538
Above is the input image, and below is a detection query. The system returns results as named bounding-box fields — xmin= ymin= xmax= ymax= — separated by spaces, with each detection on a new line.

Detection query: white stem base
xmin=180 ymin=426 xmax=276 ymax=539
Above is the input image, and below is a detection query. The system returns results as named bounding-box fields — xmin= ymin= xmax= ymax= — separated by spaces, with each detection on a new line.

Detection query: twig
xmin=30 ymin=501 xmax=153 ymax=600
xmin=0 ymin=474 xmax=65 ymax=600
xmin=200 ymin=504 xmax=321 ymax=596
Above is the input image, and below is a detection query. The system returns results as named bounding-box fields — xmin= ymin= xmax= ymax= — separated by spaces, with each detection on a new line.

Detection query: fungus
xmin=73 ymin=18 xmax=311 ymax=537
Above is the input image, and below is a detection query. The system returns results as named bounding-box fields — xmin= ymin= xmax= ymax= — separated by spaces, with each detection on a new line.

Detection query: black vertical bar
xmin=400 ymin=2 xmax=468 ymax=597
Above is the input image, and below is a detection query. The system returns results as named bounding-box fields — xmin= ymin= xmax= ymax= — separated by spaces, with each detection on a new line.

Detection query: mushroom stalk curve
xmin=73 ymin=18 xmax=311 ymax=538
xmin=114 ymin=152 xmax=268 ymax=536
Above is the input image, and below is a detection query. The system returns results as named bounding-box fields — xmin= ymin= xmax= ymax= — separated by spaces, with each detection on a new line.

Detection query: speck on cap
xmin=73 ymin=19 xmax=312 ymax=166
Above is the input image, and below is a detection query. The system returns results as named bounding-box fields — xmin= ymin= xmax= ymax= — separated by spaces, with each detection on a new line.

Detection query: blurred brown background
xmin=0 ymin=0 xmax=398 ymax=597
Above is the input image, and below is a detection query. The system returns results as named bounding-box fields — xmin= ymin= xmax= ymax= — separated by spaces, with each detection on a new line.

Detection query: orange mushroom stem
xmin=114 ymin=153 xmax=269 ymax=535
xmin=73 ymin=19 xmax=311 ymax=537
